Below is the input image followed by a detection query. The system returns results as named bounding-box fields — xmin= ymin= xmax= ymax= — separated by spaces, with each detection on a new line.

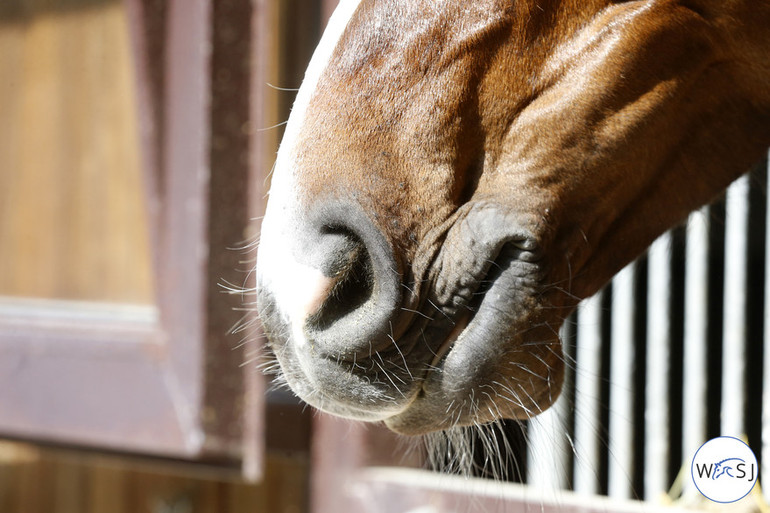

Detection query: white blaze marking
xmin=275 ymin=0 xmax=364 ymax=170
xmin=258 ymin=0 xmax=364 ymax=337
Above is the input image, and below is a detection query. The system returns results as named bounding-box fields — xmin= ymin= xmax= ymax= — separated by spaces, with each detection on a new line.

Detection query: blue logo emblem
xmin=691 ymin=437 xmax=758 ymax=503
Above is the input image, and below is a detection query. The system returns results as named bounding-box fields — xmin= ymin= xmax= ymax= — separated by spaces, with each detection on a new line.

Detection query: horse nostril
xmin=307 ymin=230 xmax=374 ymax=330
xmin=289 ymin=203 xmax=403 ymax=360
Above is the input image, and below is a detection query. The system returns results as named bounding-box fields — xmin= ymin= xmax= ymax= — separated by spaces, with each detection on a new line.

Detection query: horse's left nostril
xmin=276 ymin=202 xmax=403 ymax=360
xmin=307 ymin=231 xmax=374 ymax=330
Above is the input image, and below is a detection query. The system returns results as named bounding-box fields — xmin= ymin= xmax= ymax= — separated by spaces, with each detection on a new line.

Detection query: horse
xmin=256 ymin=0 xmax=770 ymax=437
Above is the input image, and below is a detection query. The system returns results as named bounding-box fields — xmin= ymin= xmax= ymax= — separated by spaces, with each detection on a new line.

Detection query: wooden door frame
xmin=0 ymin=0 xmax=268 ymax=479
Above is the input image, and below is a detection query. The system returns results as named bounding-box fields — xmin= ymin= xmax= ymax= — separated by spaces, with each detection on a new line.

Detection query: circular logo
xmin=691 ymin=436 xmax=758 ymax=503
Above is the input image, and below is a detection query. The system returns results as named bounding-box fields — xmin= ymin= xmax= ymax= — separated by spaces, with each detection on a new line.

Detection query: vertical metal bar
xmin=645 ymin=232 xmax=671 ymax=501
xmin=721 ymin=174 xmax=749 ymax=437
xmin=608 ymin=263 xmax=636 ymax=499
xmin=573 ymin=292 xmax=604 ymax=496
xmin=527 ymin=322 xmax=573 ymax=491
xmin=681 ymin=207 xmax=710 ymax=498
xmin=527 ymin=383 xmax=572 ymax=491
xmin=759 ymin=158 xmax=770 ymax=501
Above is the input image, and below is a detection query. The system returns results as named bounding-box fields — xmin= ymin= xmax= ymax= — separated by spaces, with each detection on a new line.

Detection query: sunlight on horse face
xmin=257 ymin=0 xmax=770 ymax=435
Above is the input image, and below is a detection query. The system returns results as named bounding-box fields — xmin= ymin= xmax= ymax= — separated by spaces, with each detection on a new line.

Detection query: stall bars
xmin=527 ymin=156 xmax=769 ymax=504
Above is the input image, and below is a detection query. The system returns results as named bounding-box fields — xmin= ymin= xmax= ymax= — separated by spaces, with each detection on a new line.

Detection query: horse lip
xmin=419 ymin=212 xmax=544 ymax=372
xmin=428 ymin=314 xmax=470 ymax=369
xmin=310 ymin=390 xmax=397 ymax=421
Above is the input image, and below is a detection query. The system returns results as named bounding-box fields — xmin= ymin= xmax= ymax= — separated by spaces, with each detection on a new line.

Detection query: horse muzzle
xmin=256 ymin=198 xmax=423 ymax=419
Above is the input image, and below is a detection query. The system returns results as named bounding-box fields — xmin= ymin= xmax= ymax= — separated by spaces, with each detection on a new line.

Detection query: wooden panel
xmin=0 ymin=300 xmax=186 ymax=454
xmin=0 ymin=441 xmax=309 ymax=513
xmin=0 ymin=1 xmax=154 ymax=303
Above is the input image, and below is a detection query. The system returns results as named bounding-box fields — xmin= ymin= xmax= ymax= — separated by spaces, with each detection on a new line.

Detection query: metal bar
xmin=759 ymin=160 xmax=770 ymax=501
xmin=608 ymin=263 xmax=636 ymax=499
xmin=572 ymin=292 xmax=604 ymax=496
xmin=681 ymin=207 xmax=710 ymax=499
xmin=527 ymin=395 xmax=571 ymax=491
xmin=527 ymin=322 xmax=573 ymax=491
xmin=645 ymin=232 xmax=672 ymax=500
xmin=721 ymin=174 xmax=749 ymax=437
